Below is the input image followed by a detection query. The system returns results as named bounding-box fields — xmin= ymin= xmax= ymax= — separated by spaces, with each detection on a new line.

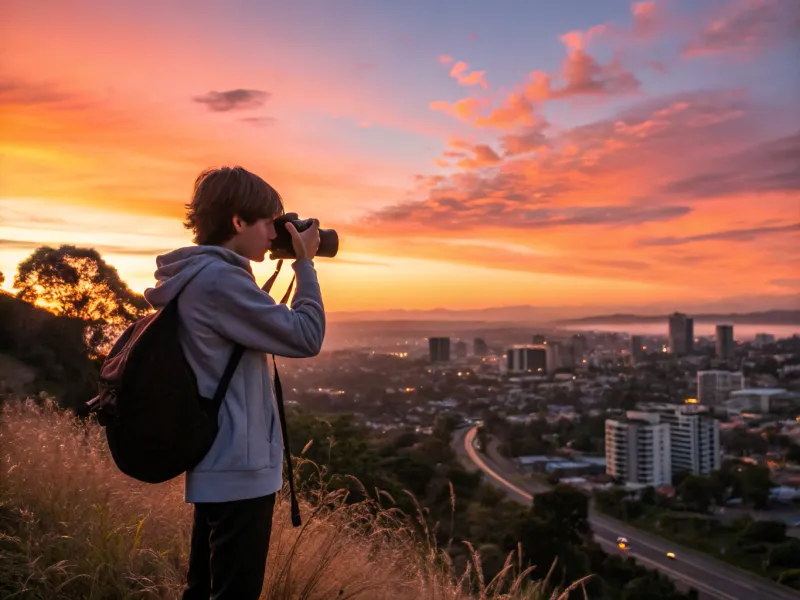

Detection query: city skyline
xmin=2 ymin=0 xmax=799 ymax=312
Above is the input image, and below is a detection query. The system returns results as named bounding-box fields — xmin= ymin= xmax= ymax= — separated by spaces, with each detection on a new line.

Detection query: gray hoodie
xmin=144 ymin=245 xmax=325 ymax=503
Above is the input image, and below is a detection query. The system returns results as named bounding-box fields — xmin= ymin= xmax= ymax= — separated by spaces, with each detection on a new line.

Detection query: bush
xmin=741 ymin=520 xmax=787 ymax=544
xmin=768 ymin=539 xmax=800 ymax=569
xmin=778 ymin=569 xmax=800 ymax=590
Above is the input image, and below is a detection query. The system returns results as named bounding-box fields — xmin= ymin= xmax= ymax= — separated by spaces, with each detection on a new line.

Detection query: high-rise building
xmin=473 ymin=337 xmax=489 ymax=357
xmin=571 ymin=334 xmax=587 ymax=362
xmin=697 ymin=370 xmax=745 ymax=405
xmin=428 ymin=337 xmax=450 ymax=363
xmin=657 ymin=406 xmax=720 ymax=476
xmin=454 ymin=340 xmax=468 ymax=360
xmin=506 ymin=345 xmax=547 ymax=374
xmin=605 ymin=412 xmax=672 ymax=487
xmin=668 ymin=312 xmax=694 ymax=355
xmin=606 ymin=405 xmax=721 ymax=485
xmin=630 ymin=335 xmax=645 ymax=363
xmin=715 ymin=325 xmax=734 ymax=360
xmin=546 ymin=341 xmax=565 ymax=372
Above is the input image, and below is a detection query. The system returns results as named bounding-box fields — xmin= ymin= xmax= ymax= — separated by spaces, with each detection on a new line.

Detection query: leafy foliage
xmin=14 ymin=245 xmax=150 ymax=356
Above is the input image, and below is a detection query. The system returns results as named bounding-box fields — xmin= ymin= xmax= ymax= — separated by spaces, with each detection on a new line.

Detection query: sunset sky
xmin=1 ymin=0 xmax=798 ymax=314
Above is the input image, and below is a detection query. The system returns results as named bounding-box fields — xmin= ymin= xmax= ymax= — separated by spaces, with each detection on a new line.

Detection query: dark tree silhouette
xmin=14 ymin=245 xmax=151 ymax=357
xmin=0 ymin=270 xmax=5 ymax=286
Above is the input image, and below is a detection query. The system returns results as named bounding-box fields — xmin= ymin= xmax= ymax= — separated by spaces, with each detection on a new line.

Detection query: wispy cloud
xmin=683 ymin=0 xmax=800 ymax=58
xmin=639 ymin=222 xmax=800 ymax=247
xmin=192 ymin=89 xmax=271 ymax=112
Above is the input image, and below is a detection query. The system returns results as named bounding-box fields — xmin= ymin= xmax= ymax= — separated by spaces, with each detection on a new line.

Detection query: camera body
xmin=270 ymin=213 xmax=339 ymax=259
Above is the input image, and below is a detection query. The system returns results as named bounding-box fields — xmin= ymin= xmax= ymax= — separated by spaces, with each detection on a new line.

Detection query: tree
xmin=532 ymin=485 xmax=591 ymax=544
xmin=786 ymin=444 xmax=800 ymax=465
xmin=14 ymin=245 xmax=150 ymax=357
xmin=678 ymin=475 xmax=713 ymax=513
xmin=739 ymin=464 xmax=773 ymax=509
xmin=0 ymin=270 xmax=4 ymax=286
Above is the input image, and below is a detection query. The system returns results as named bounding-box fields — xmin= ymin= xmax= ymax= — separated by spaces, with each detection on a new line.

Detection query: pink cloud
xmin=354 ymin=89 xmax=800 ymax=288
xmin=684 ymin=0 xmax=800 ymax=58
xmin=438 ymin=55 xmax=453 ymax=65
xmin=525 ymin=49 xmax=640 ymax=101
xmin=631 ymin=1 xmax=661 ymax=38
xmin=447 ymin=60 xmax=489 ymax=89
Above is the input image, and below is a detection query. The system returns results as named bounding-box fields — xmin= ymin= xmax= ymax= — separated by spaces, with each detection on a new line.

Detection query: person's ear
xmin=232 ymin=215 xmax=244 ymax=233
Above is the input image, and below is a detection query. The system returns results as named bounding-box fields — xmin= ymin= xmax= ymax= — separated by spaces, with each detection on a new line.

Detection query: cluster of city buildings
xmin=605 ymin=403 xmax=720 ymax=488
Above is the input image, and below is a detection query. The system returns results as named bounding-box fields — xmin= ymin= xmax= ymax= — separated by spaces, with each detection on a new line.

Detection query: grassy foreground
xmin=0 ymin=399 xmax=587 ymax=600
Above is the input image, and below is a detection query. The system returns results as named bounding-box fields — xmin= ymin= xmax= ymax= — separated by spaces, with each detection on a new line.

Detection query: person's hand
xmin=285 ymin=220 xmax=320 ymax=261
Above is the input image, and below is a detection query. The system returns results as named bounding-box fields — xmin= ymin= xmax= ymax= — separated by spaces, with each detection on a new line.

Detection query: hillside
xmin=559 ymin=310 xmax=800 ymax=326
xmin=0 ymin=292 xmax=97 ymax=411
xmin=0 ymin=400 xmax=578 ymax=600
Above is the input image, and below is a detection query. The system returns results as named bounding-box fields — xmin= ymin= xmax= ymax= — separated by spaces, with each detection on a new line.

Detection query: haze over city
xmin=1 ymin=0 xmax=798 ymax=315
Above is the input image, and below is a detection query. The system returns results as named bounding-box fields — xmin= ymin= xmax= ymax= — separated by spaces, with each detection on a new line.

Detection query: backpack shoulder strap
xmin=172 ymin=260 xmax=245 ymax=410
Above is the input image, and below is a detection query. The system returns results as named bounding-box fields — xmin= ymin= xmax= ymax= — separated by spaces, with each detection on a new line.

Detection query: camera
xmin=270 ymin=213 xmax=339 ymax=259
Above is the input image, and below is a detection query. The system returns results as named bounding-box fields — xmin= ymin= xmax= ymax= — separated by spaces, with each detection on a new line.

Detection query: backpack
xmin=87 ymin=261 xmax=302 ymax=525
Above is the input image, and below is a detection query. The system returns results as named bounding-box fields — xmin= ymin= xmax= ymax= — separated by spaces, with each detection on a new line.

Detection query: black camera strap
xmin=263 ymin=260 xmax=301 ymax=526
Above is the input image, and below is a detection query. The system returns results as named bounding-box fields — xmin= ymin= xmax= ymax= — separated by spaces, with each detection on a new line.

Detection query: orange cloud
xmin=429 ymin=97 xmax=486 ymax=122
xmin=525 ymin=31 xmax=640 ymax=100
xmin=358 ymin=89 xmax=800 ymax=294
xmin=449 ymin=61 xmax=489 ymax=89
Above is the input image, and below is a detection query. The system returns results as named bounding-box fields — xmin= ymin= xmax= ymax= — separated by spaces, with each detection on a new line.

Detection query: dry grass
xmin=0 ymin=398 xmax=589 ymax=600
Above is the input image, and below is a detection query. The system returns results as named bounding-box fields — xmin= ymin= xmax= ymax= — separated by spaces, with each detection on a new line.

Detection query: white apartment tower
xmin=658 ymin=406 xmax=721 ymax=476
xmin=605 ymin=412 xmax=672 ymax=487
xmin=697 ymin=370 xmax=745 ymax=405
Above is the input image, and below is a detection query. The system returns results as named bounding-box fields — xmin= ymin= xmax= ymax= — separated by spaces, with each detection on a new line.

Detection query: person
xmin=143 ymin=165 xmax=325 ymax=600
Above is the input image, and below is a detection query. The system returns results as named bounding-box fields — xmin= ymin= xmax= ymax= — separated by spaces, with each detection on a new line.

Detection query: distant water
xmin=561 ymin=323 xmax=799 ymax=340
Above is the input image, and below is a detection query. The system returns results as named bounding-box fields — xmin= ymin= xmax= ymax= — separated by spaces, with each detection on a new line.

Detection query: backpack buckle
xmin=86 ymin=386 xmax=118 ymax=426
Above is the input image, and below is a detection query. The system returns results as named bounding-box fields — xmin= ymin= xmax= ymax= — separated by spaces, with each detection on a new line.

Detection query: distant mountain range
xmin=329 ymin=295 xmax=800 ymax=325
xmin=559 ymin=310 xmax=800 ymax=326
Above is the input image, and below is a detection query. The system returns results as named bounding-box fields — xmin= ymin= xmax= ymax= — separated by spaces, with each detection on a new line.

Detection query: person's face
xmin=231 ymin=216 xmax=277 ymax=262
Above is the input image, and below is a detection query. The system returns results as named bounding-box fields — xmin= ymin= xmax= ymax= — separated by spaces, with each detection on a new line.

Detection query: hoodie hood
xmin=144 ymin=245 xmax=252 ymax=309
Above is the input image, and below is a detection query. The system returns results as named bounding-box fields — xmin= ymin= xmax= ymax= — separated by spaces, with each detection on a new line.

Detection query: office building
xmin=428 ymin=337 xmax=450 ymax=363
xmin=630 ymin=335 xmax=645 ymax=363
xmin=605 ymin=412 xmax=672 ymax=487
xmin=473 ymin=337 xmax=489 ymax=357
xmin=697 ymin=370 xmax=744 ymax=405
xmin=657 ymin=405 xmax=720 ymax=476
xmin=715 ymin=325 xmax=734 ymax=360
xmin=507 ymin=345 xmax=547 ymax=374
xmin=454 ymin=340 xmax=468 ymax=360
xmin=668 ymin=312 xmax=694 ymax=355
xmin=571 ymin=334 xmax=587 ymax=362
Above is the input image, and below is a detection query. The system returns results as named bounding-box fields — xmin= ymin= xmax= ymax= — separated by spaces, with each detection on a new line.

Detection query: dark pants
xmin=182 ymin=494 xmax=276 ymax=600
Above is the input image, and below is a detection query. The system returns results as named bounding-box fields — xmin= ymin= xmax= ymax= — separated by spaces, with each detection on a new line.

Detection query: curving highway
xmin=453 ymin=426 xmax=800 ymax=600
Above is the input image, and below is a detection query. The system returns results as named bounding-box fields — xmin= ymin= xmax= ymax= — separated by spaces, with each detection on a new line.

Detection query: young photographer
xmin=143 ymin=165 xmax=325 ymax=600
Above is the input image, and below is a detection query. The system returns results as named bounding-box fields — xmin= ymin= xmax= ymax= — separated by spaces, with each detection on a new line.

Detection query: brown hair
xmin=184 ymin=166 xmax=284 ymax=245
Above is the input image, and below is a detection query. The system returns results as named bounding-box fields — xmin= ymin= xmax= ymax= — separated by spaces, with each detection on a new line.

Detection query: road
xmin=452 ymin=426 xmax=800 ymax=600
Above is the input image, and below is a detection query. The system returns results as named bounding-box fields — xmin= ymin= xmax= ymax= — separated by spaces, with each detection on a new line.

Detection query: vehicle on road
xmin=666 ymin=551 xmax=676 ymax=560
xmin=617 ymin=536 xmax=629 ymax=550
